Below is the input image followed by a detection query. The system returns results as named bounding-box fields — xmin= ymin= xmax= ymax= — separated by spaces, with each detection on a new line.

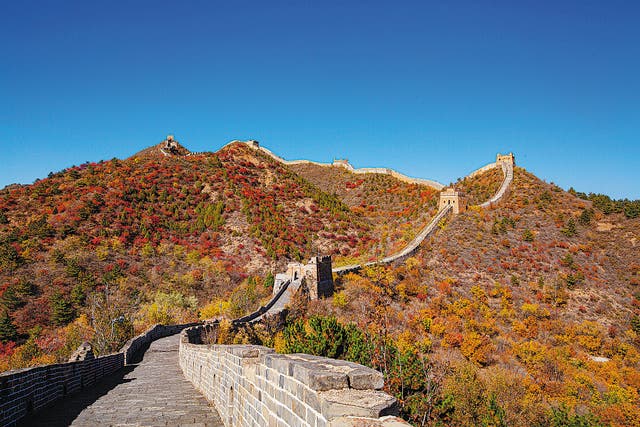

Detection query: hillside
xmin=288 ymin=162 xmax=440 ymax=265
xmin=0 ymin=140 xmax=441 ymax=370
xmin=293 ymin=167 xmax=640 ymax=426
xmin=2 ymin=142 xmax=639 ymax=426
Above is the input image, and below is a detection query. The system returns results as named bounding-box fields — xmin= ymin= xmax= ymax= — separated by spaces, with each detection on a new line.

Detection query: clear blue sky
xmin=2 ymin=1 xmax=639 ymax=198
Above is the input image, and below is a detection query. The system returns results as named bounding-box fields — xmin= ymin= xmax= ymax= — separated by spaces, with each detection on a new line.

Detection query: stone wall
xmin=224 ymin=140 xmax=446 ymax=190
xmin=333 ymin=204 xmax=453 ymax=275
xmin=466 ymin=162 xmax=497 ymax=179
xmin=120 ymin=322 xmax=200 ymax=364
xmin=478 ymin=162 xmax=514 ymax=208
xmin=0 ymin=322 xmax=199 ymax=427
xmin=0 ymin=352 xmax=123 ymax=427
xmin=312 ymin=255 xmax=334 ymax=299
xmin=179 ymin=325 xmax=408 ymax=427
xmin=231 ymin=280 xmax=292 ymax=325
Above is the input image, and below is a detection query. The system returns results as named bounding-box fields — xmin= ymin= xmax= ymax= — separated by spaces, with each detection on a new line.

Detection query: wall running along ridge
xmin=0 ymin=323 xmax=197 ymax=427
xmin=219 ymin=140 xmax=513 ymax=275
xmin=333 ymin=204 xmax=453 ymax=274
xmin=332 ymin=159 xmax=514 ymax=274
xmin=179 ymin=325 xmax=409 ymax=427
xmin=478 ymin=162 xmax=514 ymax=208
xmin=222 ymin=140 xmax=446 ymax=190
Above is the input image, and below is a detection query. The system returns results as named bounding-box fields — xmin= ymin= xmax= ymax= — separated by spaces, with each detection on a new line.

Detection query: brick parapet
xmin=120 ymin=322 xmax=200 ymax=364
xmin=179 ymin=325 xmax=409 ymax=427
xmin=0 ymin=352 xmax=123 ymax=427
xmin=0 ymin=322 xmax=200 ymax=427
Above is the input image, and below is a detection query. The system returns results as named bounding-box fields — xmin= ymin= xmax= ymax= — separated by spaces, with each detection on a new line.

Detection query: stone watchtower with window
xmin=439 ymin=188 xmax=467 ymax=214
xmin=496 ymin=153 xmax=515 ymax=166
xmin=274 ymin=256 xmax=334 ymax=300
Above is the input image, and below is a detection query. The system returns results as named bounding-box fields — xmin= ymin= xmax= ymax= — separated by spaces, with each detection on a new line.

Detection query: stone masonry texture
xmin=1 ymin=323 xmax=199 ymax=427
xmin=179 ymin=325 xmax=409 ymax=427
xmin=17 ymin=334 xmax=223 ymax=427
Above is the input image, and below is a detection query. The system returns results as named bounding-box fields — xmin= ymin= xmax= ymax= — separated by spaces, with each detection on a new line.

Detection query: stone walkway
xmin=19 ymin=335 xmax=223 ymax=427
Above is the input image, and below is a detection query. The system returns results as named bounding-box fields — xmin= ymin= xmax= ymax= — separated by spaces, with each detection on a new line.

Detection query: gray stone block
xmin=263 ymin=353 xmax=295 ymax=376
xmin=319 ymin=389 xmax=398 ymax=419
xmin=347 ymin=368 xmax=384 ymax=390
xmin=328 ymin=415 xmax=411 ymax=426
xmin=292 ymin=362 xmax=349 ymax=391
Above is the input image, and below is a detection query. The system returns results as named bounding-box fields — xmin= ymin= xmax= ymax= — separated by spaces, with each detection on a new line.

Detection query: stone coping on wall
xmin=179 ymin=325 xmax=410 ymax=427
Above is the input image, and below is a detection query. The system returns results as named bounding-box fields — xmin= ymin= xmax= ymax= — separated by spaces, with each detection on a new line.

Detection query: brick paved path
xmin=19 ymin=335 xmax=223 ymax=427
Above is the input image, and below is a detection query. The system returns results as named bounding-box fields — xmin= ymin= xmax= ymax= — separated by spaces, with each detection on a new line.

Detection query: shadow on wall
xmin=16 ymin=366 xmax=136 ymax=427
xmin=1 ymin=323 xmax=199 ymax=427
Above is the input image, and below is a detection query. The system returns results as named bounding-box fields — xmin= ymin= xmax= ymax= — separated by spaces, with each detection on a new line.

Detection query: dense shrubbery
xmin=569 ymin=188 xmax=640 ymax=219
xmin=1 ymin=142 xmax=427 ymax=369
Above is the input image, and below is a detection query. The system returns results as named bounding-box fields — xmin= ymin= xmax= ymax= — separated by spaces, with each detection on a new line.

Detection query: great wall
xmin=0 ymin=140 xmax=515 ymax=427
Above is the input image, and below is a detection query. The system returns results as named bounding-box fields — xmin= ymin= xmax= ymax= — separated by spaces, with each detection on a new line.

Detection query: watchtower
xmin=496 ymin=153 xmax=515 ymax=166
xmin=274 ymin=256 xmax=334 ymax=300
xmin=306 ymin=256 xmax=334 ymax=299
xmin=163 ymin=135 xmax=179 ymax=151
xmin=333 ymin=159 xmax=351 ymax=169
xmin=439 ymin=188 xmax=467 ymax=214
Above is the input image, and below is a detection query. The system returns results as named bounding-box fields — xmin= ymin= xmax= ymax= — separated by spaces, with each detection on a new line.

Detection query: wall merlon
xmin=319 ymin=389 xmax=398 ymax=419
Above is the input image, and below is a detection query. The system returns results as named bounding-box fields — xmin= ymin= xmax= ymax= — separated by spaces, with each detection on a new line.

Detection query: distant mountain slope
xmin=303 ymin=167 xmax=640 ymax=426
xmin=289 ymin=162 xmax=442 ymax=264
xmin=421 ymin=167 xmax=639 ymax=325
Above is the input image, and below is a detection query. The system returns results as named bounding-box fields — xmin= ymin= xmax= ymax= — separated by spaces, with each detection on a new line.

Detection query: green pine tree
xmin=0 ymin=311 xmax=18 ymax=343
xmin=562 ymin=218 xmax=577 ymax=237
xmin=51 ymin=292 xmax=76 ymax=326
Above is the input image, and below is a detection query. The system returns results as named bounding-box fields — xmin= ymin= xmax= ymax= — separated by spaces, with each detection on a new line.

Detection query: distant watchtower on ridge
xmin=162 ymin=134 xmax=180 ymax=152
xmin=332 ymin=159 xmax=351 ymax=169
xmin=496 ymin=153 xmax=515 ymax=166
